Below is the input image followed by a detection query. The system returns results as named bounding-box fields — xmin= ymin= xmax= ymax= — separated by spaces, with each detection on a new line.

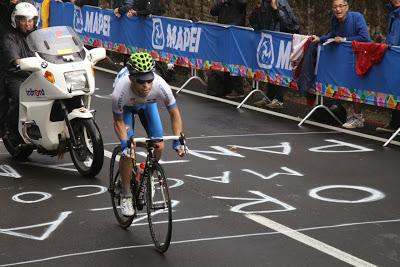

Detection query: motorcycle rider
xmin=0 ymin=2 xmax=38 ymax=139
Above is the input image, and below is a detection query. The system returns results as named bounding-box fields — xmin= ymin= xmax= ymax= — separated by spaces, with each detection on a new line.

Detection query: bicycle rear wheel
xmin=146 ymin=162 xmax=172 ymax=253
xmin=109 ymin=146 xmax=134 ymax=228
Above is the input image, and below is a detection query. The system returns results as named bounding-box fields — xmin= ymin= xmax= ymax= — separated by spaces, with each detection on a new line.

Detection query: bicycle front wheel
xmin=109 ymin=145 xmax=134 ymax=228
xmin=146 ymin=162 xmax=172 ymax=253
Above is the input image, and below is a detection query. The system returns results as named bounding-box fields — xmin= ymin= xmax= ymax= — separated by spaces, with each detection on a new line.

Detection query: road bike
xmin=108 ymin=134 xmax=187 ymax=253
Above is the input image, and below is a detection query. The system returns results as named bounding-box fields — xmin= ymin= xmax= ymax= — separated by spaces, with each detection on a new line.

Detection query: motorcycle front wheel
xmin=69 ymin=118 xmax=104 ymax=177
xmin=2 ymin=132 xmax=34 ymax=161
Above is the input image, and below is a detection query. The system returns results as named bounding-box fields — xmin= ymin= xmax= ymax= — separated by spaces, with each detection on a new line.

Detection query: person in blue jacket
xmin=312 ymin=0 xmax=371 ymax=129
xmin=377 ymin=0 xmax=400 ymax=133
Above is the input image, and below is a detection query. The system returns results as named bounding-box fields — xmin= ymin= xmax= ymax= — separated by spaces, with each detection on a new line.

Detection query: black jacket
xmin=210 ymin=0 xmax=247 ymax=26
xmin=2 ymin=28 xmax=35 ymax=77
xmin=134 ymin=0 xmax=162 ymax=16
xmin=0 ymin=0 xmax=15 ymax=35
xmin=111 ymin=0 xmax=134 ymax=15
xmin=249 ymin=0 xmax=280 ymax=31
xmin=74 ymin=0 xmax=99 ymax=7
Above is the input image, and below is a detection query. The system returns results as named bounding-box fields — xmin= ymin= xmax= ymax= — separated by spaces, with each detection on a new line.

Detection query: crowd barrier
xmin=34 ymin=1 xmax=400 ymax=146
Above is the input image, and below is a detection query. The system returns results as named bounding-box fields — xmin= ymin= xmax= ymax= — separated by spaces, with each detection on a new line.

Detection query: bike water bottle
xmin=136 ymin=161 xmax=145 ymax=182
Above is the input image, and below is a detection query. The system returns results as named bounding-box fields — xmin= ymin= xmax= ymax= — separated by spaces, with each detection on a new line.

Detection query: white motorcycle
xmin=2 ymin=26 xmax=106 ymax=177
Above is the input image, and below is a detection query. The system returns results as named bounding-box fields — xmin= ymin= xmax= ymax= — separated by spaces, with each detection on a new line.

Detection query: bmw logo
xmin=41 ymin=62 xmax=48 ymax=68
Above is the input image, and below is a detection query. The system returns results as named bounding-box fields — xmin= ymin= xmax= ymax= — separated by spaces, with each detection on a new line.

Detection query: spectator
xmin=250 ymin=0 xmax=285 ymax=109
xmin=312 ymin=0 xmax=371 ymax=129
xmin=209 ymin=0 xmax=247 ymax=99
xmin=111 ymin=0 xmax=134 ymax=17
xmin=376 ymin=0 xmax=400 ymax=133
xmin=128 ymin=0 xmax=165 ymax=16
xmin=0 ymin=0 xmax=17 ymax=35
xmin=72 ymin=0 xmax=99 ymax=7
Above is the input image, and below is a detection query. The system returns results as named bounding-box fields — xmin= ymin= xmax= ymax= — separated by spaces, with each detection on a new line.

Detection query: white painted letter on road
xmin=231 ymin=142 xmax=291 ymax=155
xmin=309 ymin=140 xmax=373 ymax=153
xmin=0 ymin=211 xmax=72 ymax=240
xmin=61 ymin=185 xmax=107 ymax=198
xmin=12 ymin=191 xmax=52 ymax=204
xmin=0 ymin=165 xmax=21 ymax=178
xmin=242 ymin=167 xmax=303 ymax=180
xmin=186 ymin=171 xmax=231 ymax=184
xmin=213 ymin=190 xmax=295 ymax=214
xmin=188 ymin=146 xmax=245 ymax=161
xmin=309 ymin=185 xmax=385 ymax=203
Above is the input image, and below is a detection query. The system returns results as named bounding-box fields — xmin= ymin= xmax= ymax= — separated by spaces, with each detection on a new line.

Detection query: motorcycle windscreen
xmin=27 ymin=26 xmax=86 ymax=64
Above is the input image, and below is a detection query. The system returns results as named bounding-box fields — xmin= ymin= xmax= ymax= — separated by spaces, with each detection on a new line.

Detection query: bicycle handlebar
xmin=132 ymin=135 xmax=182 ymax=144
xmin=129 ymin=133 xmax=187 ymax=152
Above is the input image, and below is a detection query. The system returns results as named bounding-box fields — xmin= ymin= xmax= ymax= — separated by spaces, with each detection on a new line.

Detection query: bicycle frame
xmin=109 ymin=134 xmax=187 ymax=252
xmin=133 ymin=134 xmax=186 ymax=207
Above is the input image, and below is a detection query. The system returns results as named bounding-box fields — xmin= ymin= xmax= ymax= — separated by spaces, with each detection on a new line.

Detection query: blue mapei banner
xmin=32 ymin=0 xmax=43 ymax=28
xmin=48 ymin=2 xmax=295 ymax=86
xmin=316 ymin=42 xmax=400 ymax=109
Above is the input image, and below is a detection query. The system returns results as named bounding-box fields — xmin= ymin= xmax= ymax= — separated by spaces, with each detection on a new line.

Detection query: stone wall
xmin=161 ymin=0 xmax=390 ymax=41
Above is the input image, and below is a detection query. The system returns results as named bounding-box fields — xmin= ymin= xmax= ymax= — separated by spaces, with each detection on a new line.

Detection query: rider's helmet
xmin=11 ymin=2 xmax=39 ymax=30
xmin=126 ymin=52 xmax=155 ymax=81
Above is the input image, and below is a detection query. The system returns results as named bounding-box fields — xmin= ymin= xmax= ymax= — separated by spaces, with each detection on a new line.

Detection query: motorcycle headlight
xmin=64 ymin=70 xmax=89 ymax=92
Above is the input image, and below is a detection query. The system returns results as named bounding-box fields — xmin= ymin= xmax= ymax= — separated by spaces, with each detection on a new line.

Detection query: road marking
xmin=213 ymin=190 xmax=295 ymax=214
xmin=61 ymin=185 xmax=108 ymax=198
xmin=309 ymin=185 xmax=385 ymax=203
xmin=229 ymin=143 xmax=292 ymax=155
xmin=0 ymin=165 xmax=21 ymax=178
xmin=246 ymin=214 xmax=377 ymax=267
xmin=12 ymin=191 xmax=52 ymax=204
xmin=103 ymin=131 xmax=339 ymax=146
xmin=0 ymin=212 xmax=72 ymax=241
xmin=21 ymin=162 xmax=78 ymax=172
xmin=186 ymin=171 xmax=231 ymax=184
xmin=309 ymin=139 xmax=374 ymax=153
xmin=242 ymin=167 xmax=303 ymax=180
xmin=95 ymin=94 xmax=112 ymax=99
xmin=2 ymin=217 xmax=399 ymax=266
xmin=131 ymin=215 xmax=219 ymax=226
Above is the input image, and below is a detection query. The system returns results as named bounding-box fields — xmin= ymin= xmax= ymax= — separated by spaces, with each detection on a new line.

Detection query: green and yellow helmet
xmin=126 ymin=52 xmax=155 ymax=80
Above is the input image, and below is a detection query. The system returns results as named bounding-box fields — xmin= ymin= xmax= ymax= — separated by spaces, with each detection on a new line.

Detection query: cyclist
xmin=112 ymin=52 xmax=186 ymax=216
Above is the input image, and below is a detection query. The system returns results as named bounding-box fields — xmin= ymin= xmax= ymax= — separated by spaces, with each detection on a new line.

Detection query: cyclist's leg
xmin=119 ymin=109 xmax=135 ymax=198
xmin=138 ymin=102 xmax=164 ymax=160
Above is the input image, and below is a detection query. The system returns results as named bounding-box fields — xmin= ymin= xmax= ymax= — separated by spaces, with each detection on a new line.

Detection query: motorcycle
xmin=2 ymin=26 xmax=106 ymax=177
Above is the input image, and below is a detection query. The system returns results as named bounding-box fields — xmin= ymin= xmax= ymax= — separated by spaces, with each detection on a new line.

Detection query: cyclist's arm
xmin=168 ymin=107 xmax=183 ymax=136
xmin=113 ymin=115 xmax=128 ymax=142
xmin=111 ymin=89 xmax=128 ymax=143
xmin=168 ymin=107 xmax=185 ymax=157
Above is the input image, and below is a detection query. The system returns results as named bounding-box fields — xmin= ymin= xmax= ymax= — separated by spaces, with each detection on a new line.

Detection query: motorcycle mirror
xmin=19 ymin=57 xmax=41 ymax=72
xmin=90 ymin=48 xmax=106 ymax=64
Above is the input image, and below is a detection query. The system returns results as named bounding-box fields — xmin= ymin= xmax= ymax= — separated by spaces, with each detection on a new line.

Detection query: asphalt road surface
xmin=1 ymin=70 xmax=400 ymax=267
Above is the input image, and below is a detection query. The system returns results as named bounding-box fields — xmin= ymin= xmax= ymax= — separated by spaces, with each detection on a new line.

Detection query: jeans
xmin=0 ymin=75 xmax=24 ymax=134
xmin=267 ymin=83 xmax=284 ymax=103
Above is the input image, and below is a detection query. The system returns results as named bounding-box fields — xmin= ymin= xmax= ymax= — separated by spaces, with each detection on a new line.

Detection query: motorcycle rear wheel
xmin=69 ymin=118 xmax=104 ymax=177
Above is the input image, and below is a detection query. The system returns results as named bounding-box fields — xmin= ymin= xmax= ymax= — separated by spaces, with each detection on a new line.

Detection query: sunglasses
xmin=136 ymin=79 xmax=154 ymax=84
